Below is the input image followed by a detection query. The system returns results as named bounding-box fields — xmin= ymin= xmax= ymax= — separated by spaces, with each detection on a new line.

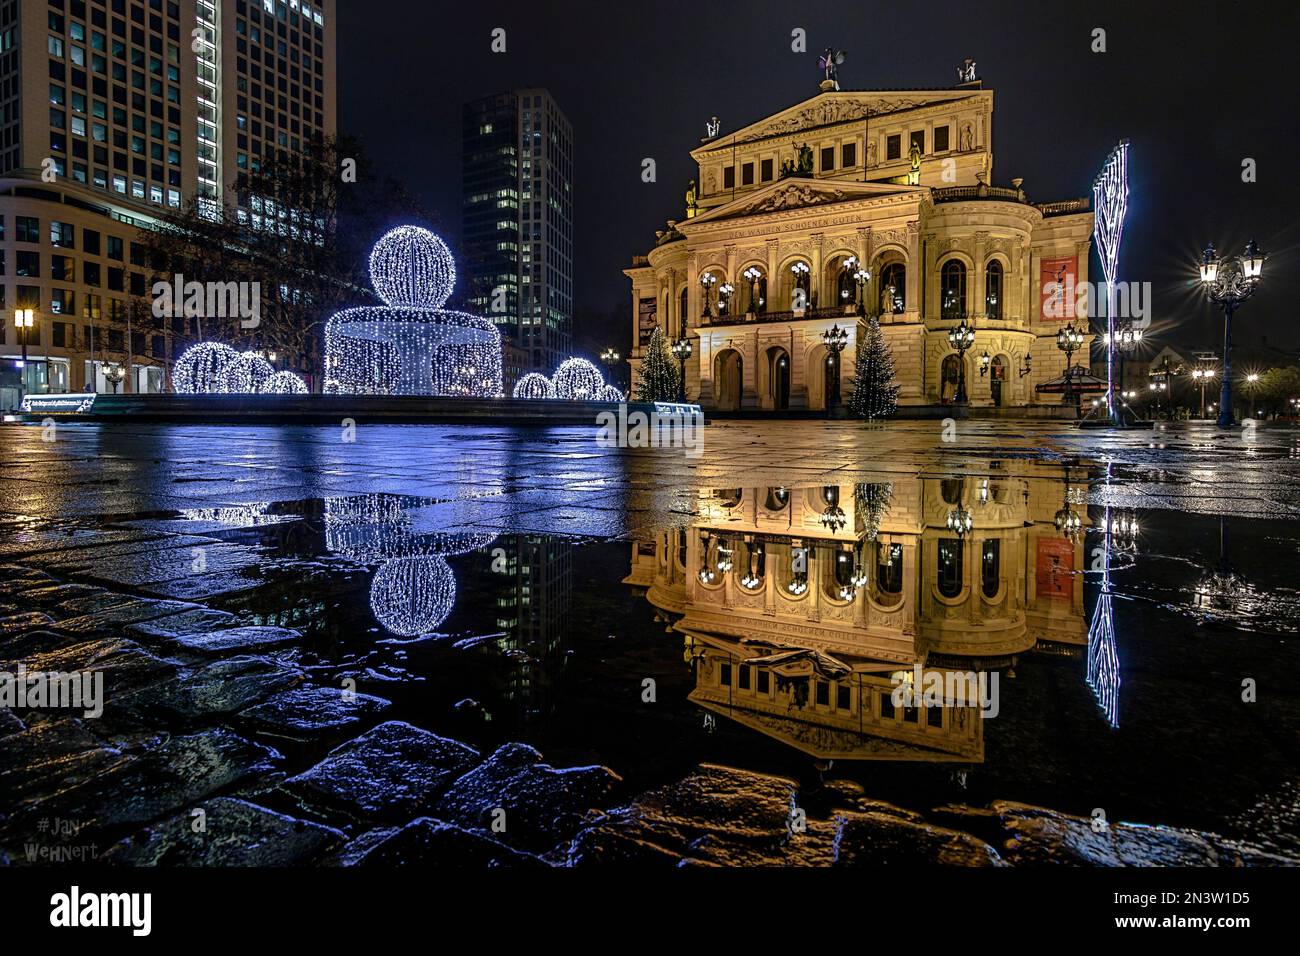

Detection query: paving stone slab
xmin=50 ymin=599 xmax=203 ymax=636
xmin=238 ymin=686 xmax=391 ymax=737
xmin=345 ymin=817 xmax=548 ymax=867
xmin=118 ymin=655 xmax=303 ymax=723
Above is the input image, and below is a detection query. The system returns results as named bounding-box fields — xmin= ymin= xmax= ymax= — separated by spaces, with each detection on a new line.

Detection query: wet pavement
xmin=2 ymin=419 xmax=1299 ymax=866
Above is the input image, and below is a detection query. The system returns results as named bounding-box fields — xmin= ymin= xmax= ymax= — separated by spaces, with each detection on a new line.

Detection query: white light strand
xmin=261 ymin=370 xmax=309 ymax=394
xmin=550 ymin=357 xmax=605 ymax=400
xmin=215 ymin=352 xmax=276 ymax=393
xmin=173 ymin=342 xmax=240 ymax=393
xmin=512 ymin=372 xmax=555 ymax=399
xmin=597 ymin=384 xmax=625 ymax=402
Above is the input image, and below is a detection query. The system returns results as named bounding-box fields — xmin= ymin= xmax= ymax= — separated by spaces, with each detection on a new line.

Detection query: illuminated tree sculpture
xmin=848 ymin=315 xmax=899 ymax=420
xmin=512 ymin=372 xmax=555 ymax=400
xmin=551 ymin=357 xmax=605 ymax=400
xmin=323 ymin=226 xmax=503 ymax=397
xmin=215 ymin=352 xmax=276 ymax=393
xmin=261 ymin=370 xmax=309 ymax=394
xmin=173 ymin=342 xmax=240 ymax=393
xmin=635 ymin=326 xmax=679 ymax=402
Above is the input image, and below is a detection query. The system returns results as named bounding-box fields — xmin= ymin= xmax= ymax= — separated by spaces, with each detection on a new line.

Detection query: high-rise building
xmin=0 ymin=0 xmax=336 ymax=408
xmin=462 ymin=88 xmax=573 ymax=377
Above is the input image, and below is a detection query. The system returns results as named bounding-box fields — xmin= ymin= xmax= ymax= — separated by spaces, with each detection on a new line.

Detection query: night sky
xmin=337 ymin=0 xmax=1300 ymax=358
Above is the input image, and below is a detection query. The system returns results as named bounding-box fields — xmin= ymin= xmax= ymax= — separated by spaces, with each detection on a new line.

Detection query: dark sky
xmin=338 ymin=0 xmax=1300 ymax=357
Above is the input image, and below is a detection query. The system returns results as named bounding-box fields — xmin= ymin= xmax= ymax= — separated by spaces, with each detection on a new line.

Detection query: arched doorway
xmin=713 ymin=349 xmax=743 ymax=411
xmin=941 ymin=353 xmax=964 ymax=404
xmin=764 ymin=346 xmax=790 ymax=410
xmin=806 ymin=344 xmax=828 ymax=410
xmin=989 ymin=354 xmax=1007 ymax=407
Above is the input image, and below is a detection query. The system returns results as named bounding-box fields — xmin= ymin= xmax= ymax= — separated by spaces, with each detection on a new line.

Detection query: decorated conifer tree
xmin=635 ymin=326 xmax=680 ymax=402
xmin=848 ymin=315 xmax=900 ymax=420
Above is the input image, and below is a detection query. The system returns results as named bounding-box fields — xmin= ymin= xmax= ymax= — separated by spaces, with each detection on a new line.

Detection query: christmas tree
xmin=848 ymin=315 xmax=899 ymax=420
xmin=635 ymin=326 xmax=680 ymax=402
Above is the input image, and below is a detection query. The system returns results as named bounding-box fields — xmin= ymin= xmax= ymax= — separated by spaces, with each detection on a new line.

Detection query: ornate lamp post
xmin=1018 ymin=351 xmax=1033 ymax=379
xmin=105 ymin=362 xmax=126 ymax=394
xmin=946 ymin=317 xmax=975 ymax=404
xmin=1056 ymin=321 xmax=1085 ymax=407
xmin=671 ymin=335 xmax=693 ymax=403
xmin=718 ymin=282 xmax=735 ymax=317
xmin=600 ymin=347 xmax=621 ymax=388
xmin=1244 ymin=372 xmax=1260 ymax=418
xmin=790 ymin=261 xmax=811 ymax=310
xmin=822 ymin=324 xmax=848 ymax=412
xmin=14 ymin=308 xmax=34 ymax=401
xmin=979 ymin=349 xmax=991 ymax=378
xmin=743 ymin=266 xmax=764 ymax=316
xmin=853 ymin=265 xmax=871 ymax=318
xmin=1199 ymin=240 xmax=1265 ymax=428
xmin=699 ymin=272 xmax=718 ymax=321
xmin=1191 ymin=366 xmax=1216 ymax=420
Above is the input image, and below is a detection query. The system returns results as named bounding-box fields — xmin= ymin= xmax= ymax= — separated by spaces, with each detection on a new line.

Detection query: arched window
xmin=941 ymin=259 xmax=967 ymax=320
xmin=981 ymin=538 xmax=1000 ymax=597
xmin=876 ymin=541 xmax=903 ymax=600
xmin=879 ymin=262 xmax=905 ymax=314
xmin=985 ymin=260 xmax=1003 ymax=319
xmin=938 ymin=538 xmax=964 ymax=598
xmin=764 ymin=487 xmax=789 ymax=511
xmin=679 ymin=287 xmax=688 ymax=329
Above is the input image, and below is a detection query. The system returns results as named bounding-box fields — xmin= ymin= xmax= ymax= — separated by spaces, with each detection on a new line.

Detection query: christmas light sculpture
xmin=551 ymin=357 xmax=605 ymax=400
xmin=512 ymin=372 xmax=555 ymax=400
xmin=173 ymin=342 xmax=240 ymax=393
xmin=597 ymin=384 xmax=624 ymax=402
xmin=1086 ymin=463 xmax=1120 ymax=727
xmin=370 ymin=555 xmax=456 ymax=637
xmin=215 ymin=351 xmax=276 ymax=393
xmin=261 ymin=370 xmax=309 ymax=394
xmin=1093 ymin=141 xmax=1129 ymax=426
xmin=323 ymin=226 xmax=503 ymax=397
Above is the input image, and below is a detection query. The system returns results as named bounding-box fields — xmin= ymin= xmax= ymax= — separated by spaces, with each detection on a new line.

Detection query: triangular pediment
xmin=692 ymin=88 xmax=985 ymax=157
xmin=684 ymin=178 xmax=921 ymax=226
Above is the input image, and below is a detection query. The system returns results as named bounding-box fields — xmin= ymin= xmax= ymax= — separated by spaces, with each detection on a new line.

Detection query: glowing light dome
xmin=324 ymin=226 xmax=502 ymax=397
xmin=173 ymin=342 xmax=240 ymax=394
xmin=551 ymin=357 xmax=605 ymax=400
xmin=597 ymin=384 xmax=625 ymax=402
xmin=512 ymin=372 xmax=555 ymax=400
xmin=216 ymin=352 xmax=276 ymax=393
xmin=261 ymin=370 xmax=309 ymax=394
xmin=369 ymin=555 xmax=456 ymax=637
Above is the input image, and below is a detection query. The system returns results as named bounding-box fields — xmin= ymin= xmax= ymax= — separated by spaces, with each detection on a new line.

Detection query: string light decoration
xmin=1093 ymin=141 xmax=1130 ymax=426
xmin=370 ymin=555 xmax=456 ymax=637
xmin=324 ymin=226 xmax=503 ymax=397
xmin=261 ymin=370 xmax=309 ymax=394
xmin=597 ymin=384 xmax=625 ymax=402
xmin=215 ymin=352 xmax=276 ymax=393
xmin=512 ymin=372 xmax=555 ymax=400
xmin=550 ymin=357 xmax=605 ymax=400
xmin=173 ymin=342 xmax=240 ymax=393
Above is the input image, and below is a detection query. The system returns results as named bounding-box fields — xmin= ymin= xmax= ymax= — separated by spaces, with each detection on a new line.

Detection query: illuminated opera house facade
xmin=624 ymin=471 xmax=1089 ymax=762
xmin=625 ymin=74 xmax=1095 ymax=411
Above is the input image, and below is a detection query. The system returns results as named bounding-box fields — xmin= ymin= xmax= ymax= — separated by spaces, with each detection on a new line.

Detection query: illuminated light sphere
xmin=216 ymin=352 xmax=276 ymax=393
xmin=369 ymin=225 xmax=455 ymax=310
xmin=369 ymin=555 xmax=456 ymax=637
xmin=597 ymin=384 xmax=625 ymax=402
xmin=261 ymin=370 xmax=309 ymax=394
xmin=512 ymin=372 xmax=554 ymax=400
xmin=324 ymin=225 xmax=502 ymax=397
xmin=551 ymin=357 xmax=605 ymax=400
xmin=173 ymin=342 xmax=240 ymax=393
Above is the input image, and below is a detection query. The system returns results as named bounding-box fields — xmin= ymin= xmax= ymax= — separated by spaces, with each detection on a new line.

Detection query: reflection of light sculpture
xmin=512 ymin=372 xmax=554 ymax=400
xmin=551 ymin=358 xmax=604 ymax=400
xmin=173 ymin=342 xmax=240 ymax=393
xmin=597 ymin=384 xmax=624 ymax=402
xmin=370 ymin=554 xmax=456 ymax=637
xmin=215 ymin=352 xmax=275 ymax=393
xmin=323 ymin=226 xmax=503 ymax=397
xmin=1088 ymin=464 xmax=1121 ymax=728
xmin=262 ymin=370 xmax=309 ymax=394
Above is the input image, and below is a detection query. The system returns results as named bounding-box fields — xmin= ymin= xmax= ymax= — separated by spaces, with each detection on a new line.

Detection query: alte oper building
xmin=625 ymin=74 xmax=1094 ymax=411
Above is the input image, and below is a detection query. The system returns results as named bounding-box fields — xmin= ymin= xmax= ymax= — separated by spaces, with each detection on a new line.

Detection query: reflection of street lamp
xmin=1056 ymin=321 xmax=1085 ymax=406
xmin=1199 ymin=239 xmax=1265 ymax=428
xmin=947 ymin=317 xmax=975 ymax=404
xmin=14 ymin=308 xmax=34 ymax=400
xmin=671 ymin=336 xmax=693 ymax=403
xmin=822 ymin=324 xmax=848 ymax=412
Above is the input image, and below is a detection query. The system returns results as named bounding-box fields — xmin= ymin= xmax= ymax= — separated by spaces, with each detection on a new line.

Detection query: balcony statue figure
xmin=818 ymin=48 xmax=845 ymax=90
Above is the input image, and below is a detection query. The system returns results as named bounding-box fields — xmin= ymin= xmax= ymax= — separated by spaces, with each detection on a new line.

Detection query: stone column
xmin=810 ymin=232 xmax=824 ymax=311
xmin=905 ymin=222 xmax=921 ymax=321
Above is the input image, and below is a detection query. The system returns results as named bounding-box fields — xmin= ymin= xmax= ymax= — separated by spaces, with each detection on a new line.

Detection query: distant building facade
xmin=462 ymin=88 xmax=573 ymax=376
xmin=625 ymin=78 xmax=1095 ymax=411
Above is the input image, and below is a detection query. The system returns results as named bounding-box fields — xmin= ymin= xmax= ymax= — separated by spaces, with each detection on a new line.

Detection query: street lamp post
xmin=947 ymin=317 xmax=975 ymax=405
xmin=699 ymin=273 xmax=718 ymax=322
xmin=671 ymin=335 xmax=693 ymax=403
xmin=1199 ymin=240 xmax=1265 ymax=428
xmin=1056 ymin=321 xmax=1085 ymax=408
xmin=718 ymin=283 xmax=735 ymax=318
xmin=1191 ymin=366 xmax=1217 ymax=420
xmin=105 ymin=363 xmax=126 ymax=394
xmin=790 ymin=261 xmax=810 ymax=310
xmin=822 ymin=324 xmax=848 ymax=413
xmin=1244 ymin=372 xmax=1260 ymax=419
xmin=853 ymin=265 xmax=870 ymax=318
xmin=14 ymin=308 xmax=34 ymax=402
xmin=742 ymin=266 xmax=763 ymax=316
xmin=601 ymin=347 xmax=621 ymax=389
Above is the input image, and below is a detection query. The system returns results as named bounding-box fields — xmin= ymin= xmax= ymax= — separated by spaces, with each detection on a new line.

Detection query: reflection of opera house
xmin=626 ymin=473 xmax=1087 ymax=761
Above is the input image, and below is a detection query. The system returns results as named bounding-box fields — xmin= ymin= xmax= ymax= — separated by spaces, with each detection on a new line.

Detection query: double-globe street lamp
xmin=743 ymin=266 xmax=764 ymax=316
xmin=1199 ymin=240 xmax=1265 ymax=428
xmin=671 ymin=335 xmax=693 ymax=403
xmin=1056 ymin=321 xmax=1086 ymax=408
xmin=601 ymin=347 xmax=621 ymax=389
xmin=699 ymin=272 xmax=718 ymax=321
xmin=947 ymin=317 xmax=976 ymax=405
xmin=822 ymin=324 xmax=849 ymax=413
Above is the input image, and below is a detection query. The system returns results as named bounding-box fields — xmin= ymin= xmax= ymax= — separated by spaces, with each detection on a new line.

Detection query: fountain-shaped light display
xmin=323 ymin=226 xmax=503 ymax=398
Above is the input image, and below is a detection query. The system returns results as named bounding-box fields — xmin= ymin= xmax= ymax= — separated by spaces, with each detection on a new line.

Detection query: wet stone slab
xmin=49 ymin=599 xmax=204 ymax=636
xmin=138 ymin=569 xmax=264 ymax=601
xmin=237 ymin=686 xmax=391 ymax=737
xmin=0 ymin=529 xmax=162 ymax=562
xmin=105 ymin=797 xmax=345 ymax=866
xmin=341 ymin=817 xmax=548 ymax=868
xmin=74 ymin=542 xmax=266 ymax=588
xmin=0 ymin=610 xmax=56 ymax=632
xmin=283 ymin=720 xmax=481 ymax=823
xmin=116 ymin=655 xmax=304 ymax=724
xmin=432 ymin=742 xmax=620 ymax=854
xmin=20 ymin=534 xmax=216 ymax=572
xmin=136 ymin=622 xmax=300 ymax=656
xmin=0 ymin=719 xmax=134 ymax=811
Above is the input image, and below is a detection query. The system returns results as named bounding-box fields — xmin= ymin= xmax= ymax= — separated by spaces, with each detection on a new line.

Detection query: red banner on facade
xmin=1039 ymin=255 xmax=1078 ymax=323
